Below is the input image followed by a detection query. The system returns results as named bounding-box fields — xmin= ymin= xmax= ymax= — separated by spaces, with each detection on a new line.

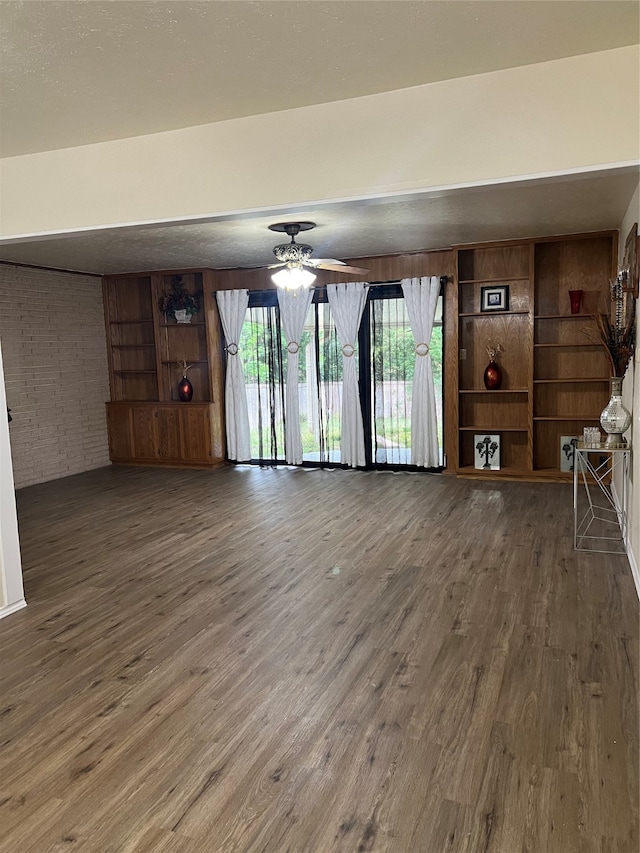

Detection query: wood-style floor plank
xmin=0 ymin=464 xmax=637 ymax=852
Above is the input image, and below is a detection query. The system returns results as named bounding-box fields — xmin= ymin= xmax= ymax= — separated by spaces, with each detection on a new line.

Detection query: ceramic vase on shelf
xmin=178 ymin=374 xmax=193 ymax=402
xmin=568 ymin=289 xmax=583 ymax=314
xmin=600 ymin=376 xmax=631 ymax=447
xmin=173 ymin=309 xmax=192 ymax=324
xmin=483 ymin=359 xmax=502 ymax=390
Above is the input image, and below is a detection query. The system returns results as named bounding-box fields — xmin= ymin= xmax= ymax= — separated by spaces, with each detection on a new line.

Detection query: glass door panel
xmin=369 ymin=292 xmax=443 ymax=468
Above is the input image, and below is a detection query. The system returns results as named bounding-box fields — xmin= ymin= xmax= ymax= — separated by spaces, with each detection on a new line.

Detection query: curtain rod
xmin=316 ymin=275 xmax=450 ymax=289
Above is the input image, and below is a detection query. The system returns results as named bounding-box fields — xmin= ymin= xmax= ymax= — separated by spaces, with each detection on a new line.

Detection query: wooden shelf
xmin=158 ymin=321 xmax=206 ymax=327
xmin=534 ymin=378 xmax=608 ymax=384
xmin=459 ymin=389 xmax=528 ymax=394
xmin=112 ymin=344 xmax=156 ymax=349
xmin=110 ymin=319 xmax=154 ymax=325
xmin=458 ymin=276 xmax=530 ymax=284
xmin=459 ymin=426 xmax=528 ymax=432
xmin=535 ymin=313 xmax=593 ymax=320
xmin=534 ymin=416 xmax=601 ymax=422
xmin=114 ymin=369 xmax=157 ymax=375
xmin=459 ymin=310 xmax=529 ymax=317
xmin=160 ymin=359 xmax=208 ymax=365
xmin=534 ymin=343 xmax=600 ymax=348
xmin=531 ymin=468 xmax=573 ymax=481
xmin=457 ymin=465 xmax=531 ymax=476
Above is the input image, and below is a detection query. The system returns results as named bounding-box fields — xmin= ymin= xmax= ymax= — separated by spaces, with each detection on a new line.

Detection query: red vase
xmin=569 ymin=289 xmax=583 ymax=314
xmin=178 ymin=375 xmax=193 ymax=402
xmin=484 ymin=359 xmax=502 ymax=390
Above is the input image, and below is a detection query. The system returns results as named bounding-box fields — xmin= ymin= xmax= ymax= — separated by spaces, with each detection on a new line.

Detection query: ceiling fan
xmin=267 ymin=221 xmax=368 ymax=289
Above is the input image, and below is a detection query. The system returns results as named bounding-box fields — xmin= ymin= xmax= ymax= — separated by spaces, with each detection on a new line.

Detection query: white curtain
xmin=327 ymin=282 xmax=369 ymax=467
xmin=277 ymin=288 xmax=314 ymax=464
xmin=215 ymin=290 xmax=251 ymax=462
xmin=401 ymin=276 xmax=440 ymax=467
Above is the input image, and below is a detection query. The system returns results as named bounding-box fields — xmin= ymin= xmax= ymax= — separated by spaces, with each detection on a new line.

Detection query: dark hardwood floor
xmin=0 ymin=465 xmax=637 ymax=852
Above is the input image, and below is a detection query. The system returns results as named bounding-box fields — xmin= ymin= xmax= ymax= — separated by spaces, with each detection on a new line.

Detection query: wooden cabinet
xmin=449 ymin=232 xmax=616 ymax=481
xmin=106 ymin=402 xmax=221 ymax=467
xmin=103 ymin=270 xmax=226 ymax=468
xmin=106 ymin=403 xmax=133 ymax=460
xmin=157 ymin=405 xmax=182 ymax=460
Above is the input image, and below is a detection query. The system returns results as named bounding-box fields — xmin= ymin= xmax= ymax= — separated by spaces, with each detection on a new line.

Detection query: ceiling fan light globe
xmin=272 ymin=266 xmax=316 ymax=290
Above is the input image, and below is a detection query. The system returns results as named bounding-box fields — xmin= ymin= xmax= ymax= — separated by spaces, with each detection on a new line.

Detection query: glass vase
xmin=568 ymin=289 xmax=583 ymax=314
xmin=178 ymin=375 xmax=193 ymax=402
xmin=483 ymin=359 xmax=502 ymax=390
xmin=600 ymin=377 xmax=631 ymax=447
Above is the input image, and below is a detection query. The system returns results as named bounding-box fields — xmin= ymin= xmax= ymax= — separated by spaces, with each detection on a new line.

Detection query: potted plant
xmin=158 ymin=275 xmax=201 ymax=323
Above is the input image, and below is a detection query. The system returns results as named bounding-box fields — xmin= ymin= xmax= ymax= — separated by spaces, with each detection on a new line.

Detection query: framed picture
xmin=560 ymin=435 xmax=578 ymax=473
xmin=474 ymin=434 xmax=500 ymax=470
xmin=623 ymin=222 xmax=638 ymax=298
xmin=480 ymin=285 xmax=509 ymax=312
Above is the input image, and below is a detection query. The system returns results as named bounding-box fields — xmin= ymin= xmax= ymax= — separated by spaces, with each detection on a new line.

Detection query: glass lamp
xmin=271 ymin=264 xmax=316 ymax=290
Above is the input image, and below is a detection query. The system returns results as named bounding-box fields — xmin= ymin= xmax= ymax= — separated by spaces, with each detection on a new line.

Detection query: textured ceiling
xmin=1 ymin=0 xmax=638 ymax=157
xmin=1 ymin=169 xmax=637 ymax=275
xmin=0 ymin=1 xmax=638 ymax=274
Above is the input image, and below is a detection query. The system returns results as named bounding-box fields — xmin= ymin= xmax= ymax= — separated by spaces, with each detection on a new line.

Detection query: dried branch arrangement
xmin=585 ymin=273 xmax=636 ymax=377
xmin=176 ymin=357 xmax=193 ymax=377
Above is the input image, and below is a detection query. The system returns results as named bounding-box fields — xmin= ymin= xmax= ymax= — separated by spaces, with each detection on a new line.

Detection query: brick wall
xmin=0 ymin=264 xmax=110 ymax=488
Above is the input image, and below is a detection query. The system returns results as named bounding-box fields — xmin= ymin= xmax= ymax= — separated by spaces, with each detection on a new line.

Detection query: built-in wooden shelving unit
xmin=102 ymin=270 xmax=226 ymax=468
xmin=449 ymin=232 xmax=617 ymax=481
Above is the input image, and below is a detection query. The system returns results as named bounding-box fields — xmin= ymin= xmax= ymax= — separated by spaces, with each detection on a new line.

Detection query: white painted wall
xmin=1 ymin=46 xmax=638 ymax=239
xmin=0 ymin=340 xmax=25 ymax=619
xmin=618 ymin=183 xmax=640 ymax=596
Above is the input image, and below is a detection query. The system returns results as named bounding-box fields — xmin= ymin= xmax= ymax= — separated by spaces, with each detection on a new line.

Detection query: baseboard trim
xmin=0 ymin=598 xmax=27 ymax=620
xmin=609 ymin=479 xmax=638 ymax=598
xmin=627 ymin=544 xmax=640 ymax=600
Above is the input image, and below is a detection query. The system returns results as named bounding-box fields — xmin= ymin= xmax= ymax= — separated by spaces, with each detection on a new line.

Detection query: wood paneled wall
xmin=210 ymin=250 xmax=454 ymax=291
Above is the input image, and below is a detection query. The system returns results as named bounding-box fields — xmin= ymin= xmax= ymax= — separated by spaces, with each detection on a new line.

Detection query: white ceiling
xmin=0 ymin=1 xmax=639 ymax=275
xmin=1 ymin=169 xmax=638 ymax=275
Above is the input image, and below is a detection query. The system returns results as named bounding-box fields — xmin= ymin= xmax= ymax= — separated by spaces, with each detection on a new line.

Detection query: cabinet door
xmin=130 ymin=406 xmax=159 ymax=460
xmin=156 ymin=406 xmax=182 ymax=460
xmin=180 ymin=406 xmax=212 ymax=463
xmin=106 ymin=405 xmax=132 ymax=460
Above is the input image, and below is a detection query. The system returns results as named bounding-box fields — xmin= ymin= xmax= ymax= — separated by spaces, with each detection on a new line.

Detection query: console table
xmin=574 ymin=443 xmax=631 ymax=553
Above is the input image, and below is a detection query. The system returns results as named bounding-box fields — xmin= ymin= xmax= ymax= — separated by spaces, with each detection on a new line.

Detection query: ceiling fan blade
xmin=313 ymin=261 xmax=369 ymax=275
xmin=266 ymin=262 xmax=286 ymax=269
xmin=308 ymin=258 xmax=345 ymax=267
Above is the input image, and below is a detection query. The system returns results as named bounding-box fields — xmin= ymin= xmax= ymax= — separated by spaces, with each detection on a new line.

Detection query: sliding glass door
xmin=240 ymin=293 xmax=342 ymax=465
xmin=240 ymin=299 xmax=286 ymax=462
xmin=367 ymin=286 xmax=443 ymax=469
xmin=239 ymin=285 xmax=443 ymax=469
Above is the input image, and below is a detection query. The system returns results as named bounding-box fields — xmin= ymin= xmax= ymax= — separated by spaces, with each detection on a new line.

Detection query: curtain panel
xmin=277 ymin=288 xmax=314 ymax=464
xmin=216 ymin=289 xmax=251 ymax=462
xmin=400 ymin=276 xmax=440 ymax=467
xmin=326 ymin=282 xmax=369 ymax=467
